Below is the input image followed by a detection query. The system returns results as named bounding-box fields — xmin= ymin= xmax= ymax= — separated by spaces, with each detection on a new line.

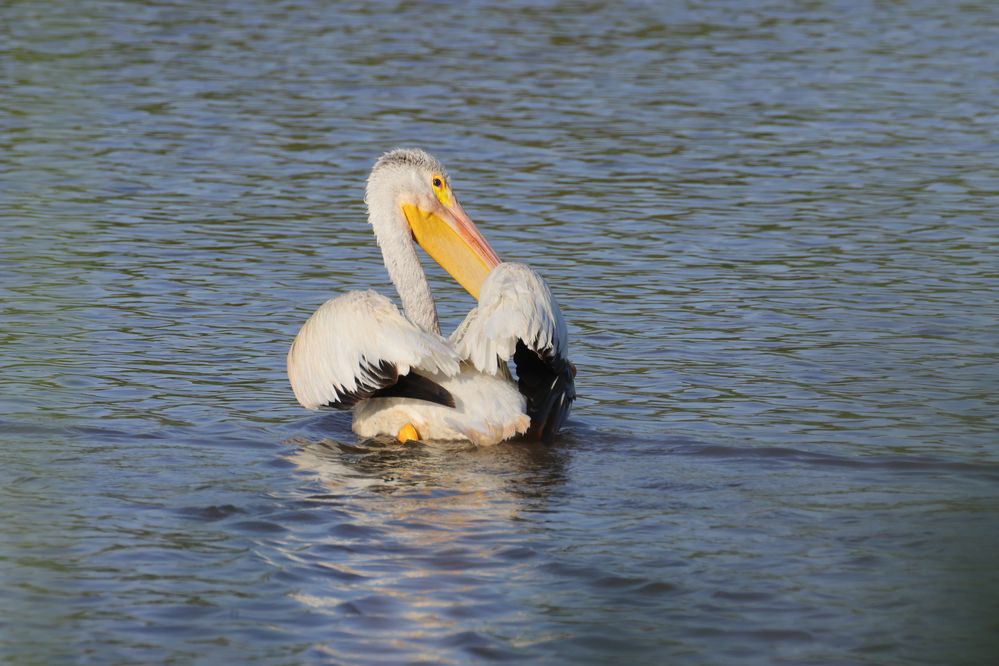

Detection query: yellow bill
xmin=402 ymin=201 xmax=501 ymax=299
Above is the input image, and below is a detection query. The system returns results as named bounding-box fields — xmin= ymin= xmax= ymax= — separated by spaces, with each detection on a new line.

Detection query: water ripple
xmin=3 ymin=0 xmax=998 ymax=663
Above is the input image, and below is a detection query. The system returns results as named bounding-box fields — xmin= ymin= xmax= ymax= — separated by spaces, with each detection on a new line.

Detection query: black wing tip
xmin=321 ymin=360 xmax=399 ymax=410
xmin=370 ymin=371 xmax=455 ymax=408
xmin=528 ymin=371 xmax=575 ymax=443
xmin=514 ymin=340 xmax=576 ymax=443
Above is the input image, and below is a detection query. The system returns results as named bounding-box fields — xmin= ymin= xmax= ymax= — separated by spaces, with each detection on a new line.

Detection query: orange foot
xmin=397 ymin=423 xmax=420 ymax=443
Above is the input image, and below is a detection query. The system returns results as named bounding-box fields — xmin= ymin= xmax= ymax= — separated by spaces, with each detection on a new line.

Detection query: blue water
xmin=2 ymin=1 xmax=998 ymax=663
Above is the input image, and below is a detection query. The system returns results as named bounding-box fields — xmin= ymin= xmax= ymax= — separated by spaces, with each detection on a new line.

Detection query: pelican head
xmin=366 ymin=148 xmax=501 ymax=299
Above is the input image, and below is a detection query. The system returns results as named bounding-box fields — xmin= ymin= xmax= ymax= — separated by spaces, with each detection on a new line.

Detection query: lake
xmin=2 ymin=0 xmax=998 ymax=663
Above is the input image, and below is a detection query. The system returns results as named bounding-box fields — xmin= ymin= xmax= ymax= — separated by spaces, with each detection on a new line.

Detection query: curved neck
xmin=368 ymin=197 xmax=440 ymax=335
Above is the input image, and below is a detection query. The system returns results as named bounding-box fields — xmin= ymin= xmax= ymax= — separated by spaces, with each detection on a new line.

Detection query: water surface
xmin=2 ymin=1 xmax=998 ymax=663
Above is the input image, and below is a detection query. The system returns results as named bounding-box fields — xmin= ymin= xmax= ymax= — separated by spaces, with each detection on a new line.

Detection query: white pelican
xmin=287 ymin=148 xmax=575 ymax=446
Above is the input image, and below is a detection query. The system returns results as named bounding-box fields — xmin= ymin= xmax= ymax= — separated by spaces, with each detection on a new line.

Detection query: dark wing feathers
xmin=322 ymin=360 xmax=453 ymax=410
xmin=513 ymin=340 xmax=576 ymax=443
xmin=371 ymin=371 xmax=455 ymax=407
xmin=321 ymin=360 xmax=397 ymax=409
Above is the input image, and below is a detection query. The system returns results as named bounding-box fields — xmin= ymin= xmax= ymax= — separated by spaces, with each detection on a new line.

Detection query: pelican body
xmin=287 ymin=149 xmax=574 ymax=446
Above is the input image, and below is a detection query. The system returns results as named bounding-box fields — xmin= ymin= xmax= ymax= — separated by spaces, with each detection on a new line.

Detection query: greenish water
xmin=2 ymin=1 xmax=998 ymax=663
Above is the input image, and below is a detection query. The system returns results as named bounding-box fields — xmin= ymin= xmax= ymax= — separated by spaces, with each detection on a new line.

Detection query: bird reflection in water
xmin=285 ymin=429 xmax=571 ymax=512
xmin=277 ymin=429 xmax=574 ymax=656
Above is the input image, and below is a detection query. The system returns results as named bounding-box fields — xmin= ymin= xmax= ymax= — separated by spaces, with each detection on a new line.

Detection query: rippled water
xmin=3 ymin=0 xmax=999 ymax=663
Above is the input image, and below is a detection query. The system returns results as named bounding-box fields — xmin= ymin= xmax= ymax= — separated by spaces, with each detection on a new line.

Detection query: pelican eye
xmin=431 ymin=175 xmax=451 ymax=205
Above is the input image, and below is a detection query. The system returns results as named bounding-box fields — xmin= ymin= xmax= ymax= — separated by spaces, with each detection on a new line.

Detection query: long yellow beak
xmin=402 ymin=200 xmax=501 ymax=299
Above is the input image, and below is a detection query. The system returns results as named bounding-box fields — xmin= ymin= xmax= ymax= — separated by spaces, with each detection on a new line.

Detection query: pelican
xmin=287 ymin=148 xmax=575 ymax=446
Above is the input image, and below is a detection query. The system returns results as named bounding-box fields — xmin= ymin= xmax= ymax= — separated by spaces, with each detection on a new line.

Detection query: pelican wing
xmin=288 ymin=290 xmax=461 ymax=410
xmin=451 ymin=263 xmax=575 ymax=441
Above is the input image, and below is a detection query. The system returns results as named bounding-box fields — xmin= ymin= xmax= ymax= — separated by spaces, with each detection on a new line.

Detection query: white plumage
xmin=451 ymin=263 xmax=567 ymax=375
xmin=287 ymin=290 xmax=459 ymax=410
xmin=353 ymin=370 xmax=530 ymax=446
xmin=287 ymin=149 xmax=574 ymax=446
